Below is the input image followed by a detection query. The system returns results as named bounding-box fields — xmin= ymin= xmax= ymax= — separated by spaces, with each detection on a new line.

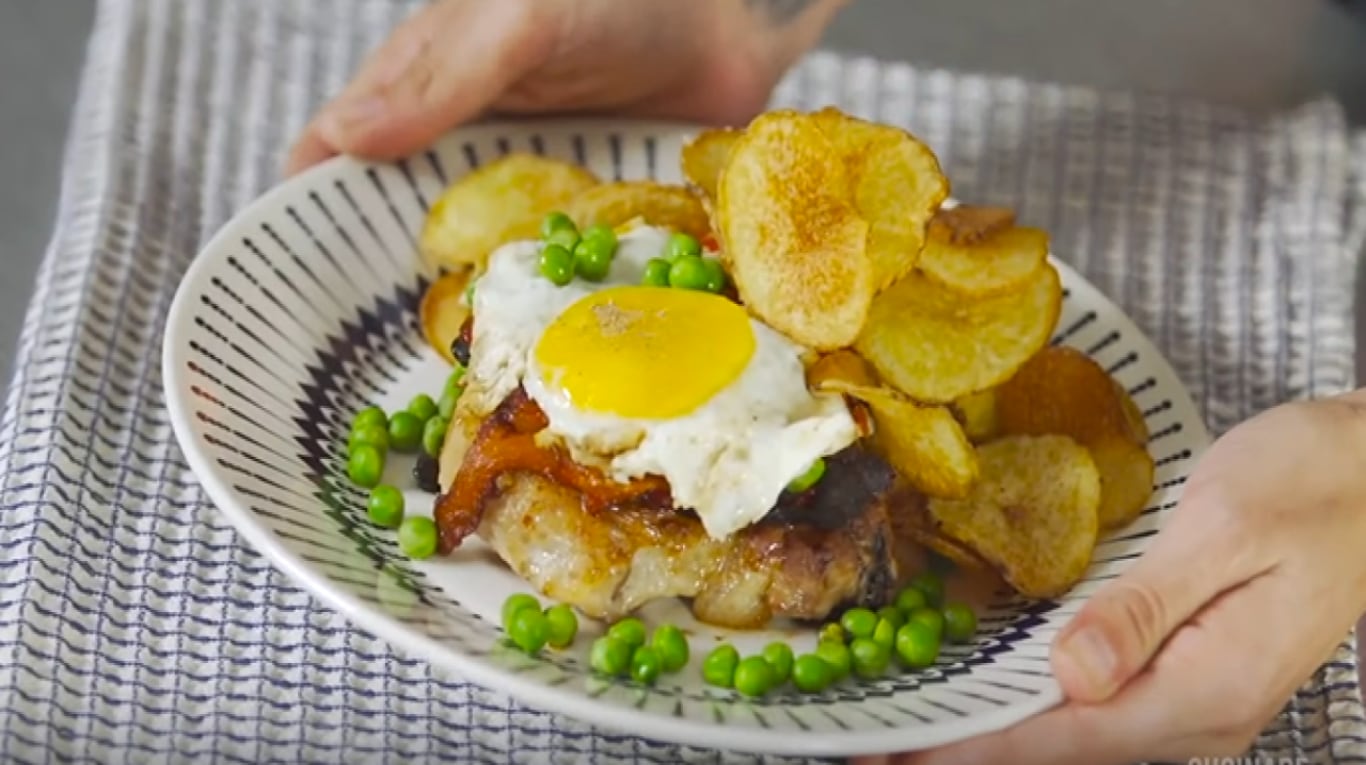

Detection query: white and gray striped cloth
xmin=3 ymin=0 xmax=1365 ymax=762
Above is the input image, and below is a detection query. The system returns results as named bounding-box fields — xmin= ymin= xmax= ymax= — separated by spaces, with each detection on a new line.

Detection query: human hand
xmin=286 ymin=0 xmax=848 ymax=175
xmin=856 ymin=393 xmax=1366 ymax=765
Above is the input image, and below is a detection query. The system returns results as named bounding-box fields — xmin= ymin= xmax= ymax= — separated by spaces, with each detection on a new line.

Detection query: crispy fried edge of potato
xmin=927 ymin=205 xmax=1016 ymax=245
xmin=681 ymin=127 xmax=742 ymax=202
xmin=926 ymin=434 xmax=1101 ymax=598
xmin=419 ymin=269 xmax=473 ymax=365
xmin=917 ymin=226 xmax=1050 ymax=299
xmin=418 ymin=153 xmax=599 ymax=272
xmin=564 ymin=180 xmax=711 ymax=240
xmin=855 ymin=262 xmax=1064 ymax=404
xmin=717 ymin=109 xmax=875 ymax=351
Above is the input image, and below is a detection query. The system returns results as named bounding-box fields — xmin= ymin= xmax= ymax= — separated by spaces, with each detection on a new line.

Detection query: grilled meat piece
xmin=433 ymin=389 xmax=903 ymax=627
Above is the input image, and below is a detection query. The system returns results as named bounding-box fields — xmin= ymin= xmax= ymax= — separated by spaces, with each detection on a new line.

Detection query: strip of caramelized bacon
xmin=434 ymin=388 xmax=671 ymax=554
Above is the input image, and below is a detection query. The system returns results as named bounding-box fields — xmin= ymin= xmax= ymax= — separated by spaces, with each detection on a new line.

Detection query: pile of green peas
xmin=344 ymin=365 xmax=467 ymax=560
xmin=501 ymin=593 xmax=580 ymax=655
xmin=538 ymin=212 xmax=619 ymax=286
xmin=641 ymin=231 xmax=727 ymax=294
xmin=700 ymin=570 xmax=978 ymax=697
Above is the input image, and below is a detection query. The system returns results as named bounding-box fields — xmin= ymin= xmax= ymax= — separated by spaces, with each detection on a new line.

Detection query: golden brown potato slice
xmin=927 ymin=204 xmax=1017 ymax=245
xmin=995 ymin=346 xmax=1154 ymax=529
xmin=813 ymin=376 xmax=978 ymax=499
xmin=951 ymin=388 xmax=1000 ymax=443
xmin=855 ymin=263 xmax=1063 ymax=404
xmin=811 ymin=108 xmax=950 ymax=290
xmin=919 ymin=224 xmax=1050 ymax=298
xmin=680 ymin=128 xmax=741 ymax=201
xmin=564 ymin=180 xmax=711 ymax=240
xmin=893 ymin=494 xmax=992 ymax=571
xmin=926 ymin=434 xmax=1101 ymax=598
xmin=419 ymin=153 xmax=599 ymax=271
xmin=717 ymin=110 xmax=874 ymax=350
xmin=805 ymin=349 xmax=880 ymax=391
xmin=419 ymin=270 xmax=473 ymax=366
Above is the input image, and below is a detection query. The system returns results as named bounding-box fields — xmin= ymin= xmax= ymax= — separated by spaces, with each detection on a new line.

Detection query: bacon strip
xmin=434 ymin=388 xmax=671 ymax=553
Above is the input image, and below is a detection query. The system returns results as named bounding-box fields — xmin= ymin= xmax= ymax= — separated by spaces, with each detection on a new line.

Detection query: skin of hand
xmin=855 ymin=391 xmax=1366 ymax=765
xmin=286 ymin=0 xmax=848 ymax=175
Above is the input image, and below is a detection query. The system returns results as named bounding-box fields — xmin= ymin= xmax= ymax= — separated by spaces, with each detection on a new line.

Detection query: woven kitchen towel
xmin=2 ymin=0 xmax=1365 ymax=762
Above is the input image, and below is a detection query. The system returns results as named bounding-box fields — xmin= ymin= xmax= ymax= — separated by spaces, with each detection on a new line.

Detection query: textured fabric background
xmin=3 ymin=0 xmax=1366 ymax=762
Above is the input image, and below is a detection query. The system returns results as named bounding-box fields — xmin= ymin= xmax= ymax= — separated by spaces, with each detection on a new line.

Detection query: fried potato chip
xmin=951 ymin=388 xmax=999 ymax=443
xmin=919 ymin=224 xmax=1050 ymax=298
xmin=995 ymin=346 xmax=1154 ymax=528
xmin=680 ymin=128 xmax=741 ymax=202
xmin=811 ymin=108 xmax=950 ymax=289
xmin=926 ymin=434 xmax=1101 ymax=598
xmin=855 ymin=263 xmax=1063 ymax=404
xmin=927 ymin=204 xmax=1016 ymax=245
xmin=419 ymin=153 xmax=599 ymax=271
xmin=564 ymin=180 xmax=711 ymax=240
xmin=718 ymin=110 xmax=874 ymax=350
xmin=419 ymin=270 xmax=473 ymax=365
xmin=805 ymin=349 xmax=879 ymax=391
xmin=893 ymin=495 xmax=992 ymax=571
xmin=1089 ymin=435 xmax=1156 ymax=529
xmin=813 ymin=375 xmax=978 ymax=498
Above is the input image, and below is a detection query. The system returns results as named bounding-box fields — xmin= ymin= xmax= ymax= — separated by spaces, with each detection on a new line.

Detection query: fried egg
xmin=468 ymin=225 xmax=859 ymax=539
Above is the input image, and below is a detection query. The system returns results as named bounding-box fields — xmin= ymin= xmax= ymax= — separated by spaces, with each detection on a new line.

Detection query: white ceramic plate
xmin=162 ymin=119 xmax=1210 ymax=758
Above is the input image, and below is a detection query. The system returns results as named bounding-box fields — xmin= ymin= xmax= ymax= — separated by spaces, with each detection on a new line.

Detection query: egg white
xmin=467 ymin=225 xmax=860 ymax=540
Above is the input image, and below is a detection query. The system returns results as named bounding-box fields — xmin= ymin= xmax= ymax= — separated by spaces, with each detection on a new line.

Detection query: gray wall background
xmin=3 ymin=0 xmax=1364 ymax=382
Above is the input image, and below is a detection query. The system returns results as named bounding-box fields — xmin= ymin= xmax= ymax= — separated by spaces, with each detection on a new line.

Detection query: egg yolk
xmin=533 ymin=286 xmax=756 ymax=419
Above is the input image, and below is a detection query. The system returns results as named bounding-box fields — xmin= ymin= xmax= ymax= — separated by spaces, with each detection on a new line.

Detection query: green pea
xmin=909 ymin=570 xmax=945 ymax=607
xmin=590 ymin=636 xmax=631 ymax=676
xmin=437 ymin=389 xmax=459 ymax=420
xmin=851 ymin=637 xmax=891 ymax=679
xmin=701 ymin=257 xmax=727 ymax=293
xmin=445 ymin=365 xmax=466 ymax=393
xmin=349 ymin=423 xmax=390 ymax=453
xmin=641 ymin=257 xmax=673 ymax=287
xmin=872 ymin=617 xmax=897 ymax=650
xmin=907 ymin=606 xmax=945 ymax=639
xmin=786 ymin=458 xmax=826 ymax=493
xmin=819 ymin=622 xmax=847 ymax=645
xmin=539 ymin=243 xmax=575 ymax=286
xmin=353 ymin=405 xmax=386 ymax=432
xmin=501 ymin=593 xmax=541 ymax=631
xmin=877 ymin=606 xmax=906 ymax=631
xmin=664 ymin=232 xmax=701 ymax=262
xmin=667 ymin=255 xmax=710 ymax=291
xmin=541 ymin=211 xmax=577 ymax=238
xmin=631 ymin=645 xmax=663 ymax=685
xmin=581 ymin=223 xmax=617 ymax=249
xmin=347 ymin=444 xmax=384 ymax=488
xmin=408 ymin=393 xmax=438 ymax=423
xmin=814 ymin=640 xmax=852 ymax=682
xmin=545 ymin=227 xmax=580 ymax=252
xmin=943 ymin=602 xmax=978 ymax=644
xmin=761 ymin=642 xmax=794 ymax=685
xmin=733 ymin=656 xmax=775 ymax=698
xmin=607 ymin=617 xmax=646 ymax=650
xmin=509 ymin=606 xmax=550 ymax=654
xmin=650 ymin=624 xmax=690 ymax=673
xmin=840 ymin=607 xmax=878 ymax=640
xmin=702 ymin=644 xmax=739 ymax=688
xmin=895 ymin=620 xmax=941 ymax=669
xmin=894 ymin=586 xmax=928 ymax=615
xmin=397 ymin=515 xmax=438 ymax=559
xmin=388 ymin=411 xmax=423 ymax=453
xmin=792 ymin=654 xmax=833 ymax=693
xmin=573 ymin=237 xmax=614 ymax=282
xmin=545 ymin=604 xmax=578 ymax=648
xmin=366 ymin=484 xmax=404 ymax=528
xmin=422 ymin=415 xmax=449 ymax=458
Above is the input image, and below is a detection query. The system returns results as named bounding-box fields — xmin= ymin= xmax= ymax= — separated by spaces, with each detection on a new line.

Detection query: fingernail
xmin=324 ymin=95 xmax=387 ymax=133
xmin=1057 ymin=626 xmax=1117 ymax=691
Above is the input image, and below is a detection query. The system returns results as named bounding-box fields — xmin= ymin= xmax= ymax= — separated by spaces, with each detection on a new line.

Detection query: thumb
xmin=315 ymin=0 xmax=553 ymax=161
xmin=1049 ymin=505 xmax=1256 ymax=703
